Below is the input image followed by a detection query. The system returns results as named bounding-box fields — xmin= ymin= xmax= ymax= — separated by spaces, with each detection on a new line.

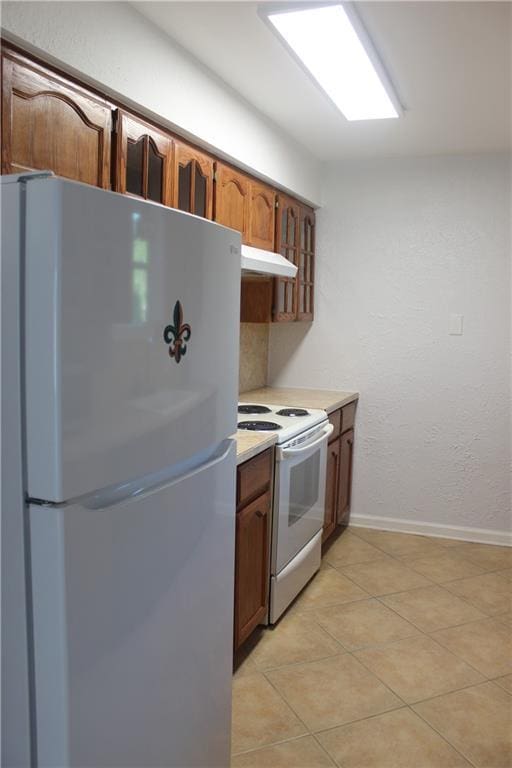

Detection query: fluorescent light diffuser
xmin=266 ymin=4 xmax=399 ymax=121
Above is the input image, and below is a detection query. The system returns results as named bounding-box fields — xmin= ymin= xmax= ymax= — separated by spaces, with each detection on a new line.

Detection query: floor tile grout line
xmin=348 ymin=526 xmax=512 ymax=553
xmin=372 ymin=591 xmax=492 ymax=634
xmin=348 ymin=640 xmax=492 ymax=708
xmin=343 ymin=647 xmax=410 ymax=708
xmin=348 ymin=528 xmax=512 ymax=576
xmin=309 ymin=731 xmax=342 ymax=767
xmin=311 ymin=700 xmax=480 ymax=768
xmin=230 ymin=733 xmax=314 ymax=759
xmin=410 ymin=703 xmax=481 ymax=768
xmin=260 ymin=668 xmax=317 ymax=739
xmin=252 ymin=646 xmax=347 ymax=674
xmin=264 ymin=647 xmax=408 ymax=732
xmin=312 ymin=606 xmax=424 ymax=655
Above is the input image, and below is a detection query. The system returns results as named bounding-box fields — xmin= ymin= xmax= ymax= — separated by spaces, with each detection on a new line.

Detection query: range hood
xmin=241 ymin=244 xmax=297 ymax=278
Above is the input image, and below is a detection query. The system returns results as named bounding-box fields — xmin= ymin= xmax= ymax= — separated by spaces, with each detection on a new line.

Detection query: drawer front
xmin=328 ymin=409 xmax=341 ymax=441
xmin=341 ymin=402 xmax=357 ymax=433
xmin=237 ymin=448 xmax=272 ymax=507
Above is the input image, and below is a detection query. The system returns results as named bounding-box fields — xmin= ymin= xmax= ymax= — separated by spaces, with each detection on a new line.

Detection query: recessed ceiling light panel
xmin=263 ymin=3 xmax=401 ymax=121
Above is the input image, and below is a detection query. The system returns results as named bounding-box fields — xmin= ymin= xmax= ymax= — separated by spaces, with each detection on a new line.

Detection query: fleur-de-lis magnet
xmin=163 ymin=301 xmax=191 ymax=363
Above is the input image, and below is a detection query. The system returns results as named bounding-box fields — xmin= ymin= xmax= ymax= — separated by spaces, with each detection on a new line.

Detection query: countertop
xmin=239 ymin=386 xmax=359 ymax=415
xmin=233 ymin=431 xmax=277 ymax=466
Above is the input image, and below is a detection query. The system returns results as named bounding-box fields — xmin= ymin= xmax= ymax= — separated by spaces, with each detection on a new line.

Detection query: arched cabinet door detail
xmin=114 ymin=111 xmax=173 ymax=205
xmin=248 ymin=181 xmax=276 ymax=251
xmin=1 ymin=50 xmax=112 ymax=188
xmin=173 ymin=140 xmax=214 ymax=219
xmin=214 ymin=162 xmax=250 ymax=240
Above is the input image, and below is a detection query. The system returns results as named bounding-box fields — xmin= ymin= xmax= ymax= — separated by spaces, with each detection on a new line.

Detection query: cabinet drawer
xmin=341 ymin=402 xmax=357 ymax=433
xmin=328 ymin=409 xmax=341 ymax=441
xmin=237 ymin=449 xmax=272 ymax=507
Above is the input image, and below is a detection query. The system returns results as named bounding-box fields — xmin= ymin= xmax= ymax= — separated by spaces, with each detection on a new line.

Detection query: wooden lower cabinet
xmin=323 ymin=437 xmax=340 ymax=543
xmin=323 ymin=404 xmax=357 ymax=543
xmin=234 ymin=449 xmax=273 ymax=651
xmin=338 ymin=429 xmax=354 ymax=526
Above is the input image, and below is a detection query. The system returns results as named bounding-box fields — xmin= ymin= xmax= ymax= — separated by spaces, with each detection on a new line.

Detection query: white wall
xmin=269 ymin=154 xmax=511 ymax=542
xmin=0 ymin=1 xmax=321 ymax=204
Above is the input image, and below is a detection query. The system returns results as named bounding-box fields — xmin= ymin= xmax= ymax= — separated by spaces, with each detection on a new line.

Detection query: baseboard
xmin=349 ymin=514 xmax=512 ymax=547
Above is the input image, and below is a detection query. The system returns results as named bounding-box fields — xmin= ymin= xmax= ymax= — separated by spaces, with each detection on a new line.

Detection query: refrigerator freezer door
xmin=23 ymin=177 xmax=240 ymax=502
xmin=29 ymin=440 xmax=236 ymax=768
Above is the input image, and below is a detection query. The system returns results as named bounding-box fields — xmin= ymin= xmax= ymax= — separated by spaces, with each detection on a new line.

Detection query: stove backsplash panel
xmin=239 ymin=323 xmax=269 ymax=393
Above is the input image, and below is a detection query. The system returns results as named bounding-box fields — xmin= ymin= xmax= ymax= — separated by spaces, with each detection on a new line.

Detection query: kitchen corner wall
xmin=269 ymin=154 xmax=511 ymax=541
xmin=239 ymin=323 xmax=269 ymax=393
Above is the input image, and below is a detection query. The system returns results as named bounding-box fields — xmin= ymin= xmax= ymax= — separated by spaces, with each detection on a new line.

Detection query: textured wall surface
xmin=270 ymin=154 xmax=511 ymax=536
xmin=239 ymin=323 xmax=269 ymax=394
xmin=1 ymin=1 xmax=321 ymax=204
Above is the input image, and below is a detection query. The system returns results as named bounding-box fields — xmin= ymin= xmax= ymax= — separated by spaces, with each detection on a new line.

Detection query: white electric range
xmin=238 ymin=403 xmax=333 ymax=621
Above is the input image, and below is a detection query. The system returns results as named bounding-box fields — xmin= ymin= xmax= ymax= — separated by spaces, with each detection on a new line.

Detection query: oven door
xmin=273 ymin=421 xmax=333 ymax=574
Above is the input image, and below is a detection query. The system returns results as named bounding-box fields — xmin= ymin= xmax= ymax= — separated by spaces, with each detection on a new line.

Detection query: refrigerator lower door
xmin=29 ymin=441 xmax=236 ymax=768
xmin=23 ymin=176 xmax=240 ymax=503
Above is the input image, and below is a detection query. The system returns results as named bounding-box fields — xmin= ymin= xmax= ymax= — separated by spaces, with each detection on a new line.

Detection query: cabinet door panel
xmin=2 ymin=52 xmax=111 ymax=188
xmin=323 ymin=439 xmax=340 ymax=543
xmin=297 ymin=205 xmax=315 ymax=321
xmin=338 ymin=429 xmax=354 ymax=526
xmin=248 ymin=181 xmax=275 ymax=250
xmin=273 ymin=194 xmax=299 ymax=322
xmin=126 ymin=136 xmax=144 ymax=196
xmin=174 ymin=140 xmax=213 ymax=219
xmin=234 ymin=491 xmax=270 ymax=649
xmin=147 ymin=138 xmax=164 ymax=202
xmin=114 ymin=111 xmax=173 ymax=205
xmin=214 ymin=162 xmax=249 ymax=239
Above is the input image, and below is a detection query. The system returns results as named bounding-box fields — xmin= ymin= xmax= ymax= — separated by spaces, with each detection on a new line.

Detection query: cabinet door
xmin=214 ymin=162 xmax=249 ymax=241
xmin=114 ymin=111 xmax=173 ymax=205
xmin=338 ymin=429 xmax=354 ymax=526
xmin=248 ymin=180 xmax=275 ymax=250
xmin=323 ymin=438 xmax=340 ymax=543
xmin=273 ymin=194 xmax=300 ymax=322
xmin=1 ymin=50 xmax=111 ymax=188
xmin=297 ymin=205 xmax=315 ymax=321
xmin=173 ymin=140 xmax=213 ymax=219
xmin=234 ymin=490 xmax=270 ymax=650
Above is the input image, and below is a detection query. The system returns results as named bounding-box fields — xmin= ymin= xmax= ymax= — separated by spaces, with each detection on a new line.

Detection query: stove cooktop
xmin=237 ymin=420 xmax=282 ymax=432
xmin=237 ymin=402 xmax=327 ymax=444
xmin=237 ymin=404 xmax=272 ymax=415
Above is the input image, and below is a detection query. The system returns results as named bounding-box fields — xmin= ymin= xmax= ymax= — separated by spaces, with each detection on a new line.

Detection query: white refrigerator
xmin=1 ymin=173 xmax=241 ymax=767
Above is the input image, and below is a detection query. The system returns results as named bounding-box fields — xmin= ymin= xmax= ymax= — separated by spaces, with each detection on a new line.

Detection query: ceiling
xmin=133 ymin=1 xmax=511 ymax=160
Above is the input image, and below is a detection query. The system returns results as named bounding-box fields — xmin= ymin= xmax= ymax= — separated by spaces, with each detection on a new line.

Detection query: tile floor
xmin=232 ymin=527 xmax=512 ymax=768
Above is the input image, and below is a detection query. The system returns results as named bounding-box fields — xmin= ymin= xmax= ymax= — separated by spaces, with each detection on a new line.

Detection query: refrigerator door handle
xmin=81 ymin=440 xmax=235 ymax=511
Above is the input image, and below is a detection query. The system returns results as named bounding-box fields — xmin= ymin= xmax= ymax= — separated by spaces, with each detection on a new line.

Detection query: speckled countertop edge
xmin=232 ymin=431 xmax=277 ymax=465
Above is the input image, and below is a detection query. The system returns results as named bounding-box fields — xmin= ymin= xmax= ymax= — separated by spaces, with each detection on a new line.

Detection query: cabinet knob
xmin=256 ymin=509 xmax=267 ymax=518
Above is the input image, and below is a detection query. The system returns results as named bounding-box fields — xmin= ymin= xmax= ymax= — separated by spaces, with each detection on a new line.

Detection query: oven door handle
xmin=277 ymin=422 xmax=334 ymax=460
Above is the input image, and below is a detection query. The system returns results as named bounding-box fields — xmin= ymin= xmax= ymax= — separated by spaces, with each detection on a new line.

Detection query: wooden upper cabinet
xmin=273 ymin=194 xmax=300 ymax=322
xmin=214 ymin=162 xmax=249 ymax=241
xmin=1 ymin=50 xmax=111 ymax=188
xmin=297 ymin=205 xmax=315 ymax=321
xmin=214 ymin=161 xmax=276 ymax=249
xmin=248 ymin=180 xmax=275 ymax=251
xmin=173 ymin=140 xmax=213 ymax=219
xmin=114 ymin=111 xmax=173 ymax=205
